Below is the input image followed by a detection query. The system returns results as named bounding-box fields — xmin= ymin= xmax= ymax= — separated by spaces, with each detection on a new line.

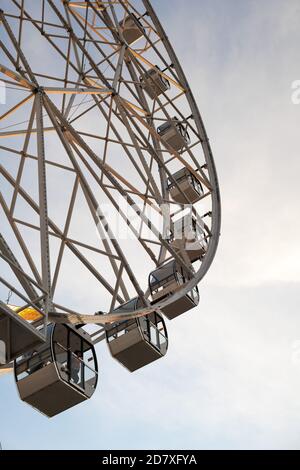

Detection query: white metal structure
xmin=0 ymin=0 xmax=221 ymax=411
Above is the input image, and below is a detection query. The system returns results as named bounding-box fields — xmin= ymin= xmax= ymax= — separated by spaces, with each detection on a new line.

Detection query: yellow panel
xmin=8 ymin=305 xmax=43 ymax=321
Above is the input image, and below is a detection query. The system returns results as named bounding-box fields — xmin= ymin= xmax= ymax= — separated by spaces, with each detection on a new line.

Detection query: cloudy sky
xmin=1 ymin=0 xmax=300 ymax=450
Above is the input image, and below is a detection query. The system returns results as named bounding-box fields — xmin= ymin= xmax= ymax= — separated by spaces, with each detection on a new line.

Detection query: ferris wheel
xmin=0 ymin=0 xmax=221 ymax=416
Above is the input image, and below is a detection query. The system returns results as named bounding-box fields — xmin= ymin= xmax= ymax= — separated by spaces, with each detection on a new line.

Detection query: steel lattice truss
xmin=0 ymin=0 xmax=221 ymax=353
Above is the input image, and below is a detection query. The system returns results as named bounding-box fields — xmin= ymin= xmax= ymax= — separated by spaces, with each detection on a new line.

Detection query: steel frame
xmin=0 ymin=1 xmax=221 ymax=357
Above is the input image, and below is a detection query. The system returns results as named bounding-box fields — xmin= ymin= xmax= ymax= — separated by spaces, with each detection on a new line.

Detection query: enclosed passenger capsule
xmin=106 ymin=298 xmax=168 ymax=372
xmin=168 ymin=168 xmax=204 ymax=204
xmin=0 ymin=301 xmax=45 ymax=365
xmin=149 ymin=261 xmax=199 ymax=320
xmin=170 ymin=214 xmax=208 ymax=263
xmin=14 ymin=324 xmax=98 ymax=417
xmin=140 ymin=67 xmax=170 ymax=99
xmin=157 ymin=118 xmax=190 ymax=151
xmin=119 ymin=14 xmax=145 ymax=44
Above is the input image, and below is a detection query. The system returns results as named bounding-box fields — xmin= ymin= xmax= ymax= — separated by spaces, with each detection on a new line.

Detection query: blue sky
xmin=1 ymin=0 xmax=300 ymax=450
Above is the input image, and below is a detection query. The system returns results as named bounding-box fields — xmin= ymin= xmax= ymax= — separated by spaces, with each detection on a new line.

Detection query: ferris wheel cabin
xmin=168 ymin=168 xmax=204 ymax=204
xmin=0 ymin=302 xmax=45 ymax=365
xmin=106 ymin=298 xmax=168 ymax=372
xmin=119 ymin=14 xmax=145 ymax=45
xmin=14 ymin=324 xmax=98 ymax=417
xmin=157 ymin=118 xmax=191 ymax=151
xmin=170 ymin=214 xmax=208 ymax=263
xmin=140 ymin=67 xmax=170 ymax=100
xmin=149 ymin=261 xmax=200 ymax=320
